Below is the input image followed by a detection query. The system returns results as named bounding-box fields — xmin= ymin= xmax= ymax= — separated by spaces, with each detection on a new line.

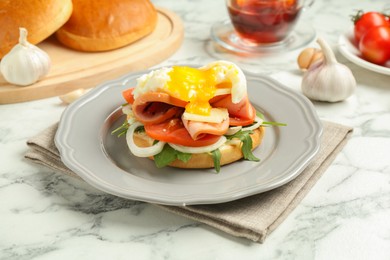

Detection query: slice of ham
xmin=130 ymin=90 xmax=255 ymax=141
xmin=211 ymin=94 xmax=256 ymax=126
xmin=132 ymin=92 xmax=187 ymax=125
xmin=182 ymin=118 xmax=230 ymax=140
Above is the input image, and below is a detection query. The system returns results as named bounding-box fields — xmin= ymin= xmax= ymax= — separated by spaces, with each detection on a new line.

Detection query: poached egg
xmin=133 ymin=60 xmax=247 ymax=118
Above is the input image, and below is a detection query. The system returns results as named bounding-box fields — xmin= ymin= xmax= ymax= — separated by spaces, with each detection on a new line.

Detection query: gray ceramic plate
xmin=55 ymin=68 xmax=322 ymax=206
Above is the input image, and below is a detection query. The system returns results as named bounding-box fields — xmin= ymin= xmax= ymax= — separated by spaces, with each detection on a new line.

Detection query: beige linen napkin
xmin=25 ymin=121 xmax=353 ymax=243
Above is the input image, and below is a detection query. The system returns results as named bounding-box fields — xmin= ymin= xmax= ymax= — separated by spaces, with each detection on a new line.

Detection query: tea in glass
xmin=227 ymin=0 xmax=303 ymax=44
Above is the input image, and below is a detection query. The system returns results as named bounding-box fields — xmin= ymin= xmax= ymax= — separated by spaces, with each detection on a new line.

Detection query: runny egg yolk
xmin=165 ymin=66 xmax=229 ymax=115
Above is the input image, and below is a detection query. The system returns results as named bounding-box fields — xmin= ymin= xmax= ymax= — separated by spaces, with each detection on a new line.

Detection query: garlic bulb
xmin=301 ymin=38 xmax=356 ymax=102
xmin=0 ymin=28 xmax=51 ymax=86
xmin=297 ymin=47 xmax=324 ymax=71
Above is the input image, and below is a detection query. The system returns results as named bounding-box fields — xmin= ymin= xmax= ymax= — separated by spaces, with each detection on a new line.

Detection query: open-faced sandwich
xmin=113 ymin=60 xmax=282 ymax=172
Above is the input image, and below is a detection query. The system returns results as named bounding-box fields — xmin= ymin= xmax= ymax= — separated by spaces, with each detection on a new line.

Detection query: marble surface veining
xmin=1 ymin=0 xmax=390 ymax=259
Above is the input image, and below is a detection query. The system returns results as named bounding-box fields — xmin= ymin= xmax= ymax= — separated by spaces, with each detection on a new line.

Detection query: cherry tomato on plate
xmin=352 ymin=11 xmax=390 ymax=43
xmin=359 ymin=26 xmax=390 ymax=65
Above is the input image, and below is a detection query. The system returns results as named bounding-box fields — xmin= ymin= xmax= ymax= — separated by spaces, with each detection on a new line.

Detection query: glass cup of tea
xmin=226 ymin=0 xmax=314 ymax=45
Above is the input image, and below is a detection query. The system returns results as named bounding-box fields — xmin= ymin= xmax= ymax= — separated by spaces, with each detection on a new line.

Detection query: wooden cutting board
xmin=0 ymin=8 xmax=183 ymax=104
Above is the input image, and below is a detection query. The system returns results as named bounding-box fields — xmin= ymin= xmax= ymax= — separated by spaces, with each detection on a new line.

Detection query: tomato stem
xmin=350 ymin=9 xmax=364 ymax=24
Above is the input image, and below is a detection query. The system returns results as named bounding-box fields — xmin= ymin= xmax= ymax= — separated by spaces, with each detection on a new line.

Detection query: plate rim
xmin=55 ymin=67 xmax=323 ymax=205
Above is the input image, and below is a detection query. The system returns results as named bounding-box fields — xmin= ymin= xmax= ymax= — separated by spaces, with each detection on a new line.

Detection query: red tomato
xmin=359 ymin=26 xmax=390 ymax=65
xmin=122 ymin=88 xmax=135 ymax=104
xmin=229 ymin=106 xmax=256 ymax=126
xmin=353 ymin=11 xmax=390 ymax=43
xmin=144 ymin=118 xmax=221 ymax=147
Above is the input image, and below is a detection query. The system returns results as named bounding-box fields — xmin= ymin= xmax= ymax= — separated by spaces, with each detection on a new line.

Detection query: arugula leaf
xmin=210 ymin=149 xmax=221 ymax=173
xmin=256 ymin=110 xmax=287 ymax=126
xmin=176 ymin=151 xmax=192 ymax=162
xmin=111 ymin=120 xmax=145 ymax=138
xmin=226 ymin=130 xmax=260 ymax=162
xmin=111 ymin=120 xmax=129 ymax=137
xmin=154 ymin=145 xmax=177 ymax=168
xmin=240 ymin=132 xmax=260 ymax=161
xmin=256 ymin=110 xmax=265 ymax=120
xmin=262 ymin=121 xmax=287 ymax=126
xmin=135 ymin=126 xmax=145 ymax=133
xmin=154 ymin=144 xmax=191 ymax=168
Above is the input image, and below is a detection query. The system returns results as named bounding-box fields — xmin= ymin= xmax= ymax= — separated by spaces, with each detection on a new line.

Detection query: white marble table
xmin=1 ymin=0 xmax=390 ymax=259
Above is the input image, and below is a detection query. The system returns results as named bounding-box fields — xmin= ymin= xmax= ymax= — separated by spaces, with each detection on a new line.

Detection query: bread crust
xmin=0 ymin=0 xmax=73 ymax=58
xmin=55 ymin=0 xmax=158 ymax=51
xmin=130 ymin=126 xmax=265 ymax=169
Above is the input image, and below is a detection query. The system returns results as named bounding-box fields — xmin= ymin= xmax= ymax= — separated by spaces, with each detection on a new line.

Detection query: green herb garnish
xmin=135 ymin=126 xmax=145 ymax=133
xmin=262 ymin=121 xmax=287 ymax=126
xmin=111 ymin=121 xmax=144 ymax=137
xmin=153 ymin=144 xmax=192 ymax=168
xmin=226 ymin=130 xmax=260 ymax=162
xmin=111 ymin=121 xmax=129 ymax=137
xmin=210 ymin=149 xmax=222 ymax=173
xmin=256 ymin=111 xmax=287 ymax=127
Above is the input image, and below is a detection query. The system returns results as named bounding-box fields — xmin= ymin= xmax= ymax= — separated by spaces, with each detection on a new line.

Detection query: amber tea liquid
xmin=227 ymin=0 xmax=302 ymax=44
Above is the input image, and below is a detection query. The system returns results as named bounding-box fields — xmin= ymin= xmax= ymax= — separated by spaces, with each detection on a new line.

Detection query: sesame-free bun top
xmin=55 ymin=0 xmax=158 ymax=52
xmin=0 ymin=0 xmax=73 ymax=59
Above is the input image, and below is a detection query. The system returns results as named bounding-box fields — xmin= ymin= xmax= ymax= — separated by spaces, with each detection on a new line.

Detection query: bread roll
xmin=0 ymin=0 xmax=73 ymax=59
xmin=131 ymin=127 xmax=265 ymax=169
xmin=55 ymin=0 xmax=158 ymax=52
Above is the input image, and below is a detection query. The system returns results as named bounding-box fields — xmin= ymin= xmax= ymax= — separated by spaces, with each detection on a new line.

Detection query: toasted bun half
xmin=0 ymin=0 xmax=73 ymax=59
xmin=130 ymin=126 xmax=265 ymax=169
xmin=55 ymin=0 xmax=158 ymax=52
